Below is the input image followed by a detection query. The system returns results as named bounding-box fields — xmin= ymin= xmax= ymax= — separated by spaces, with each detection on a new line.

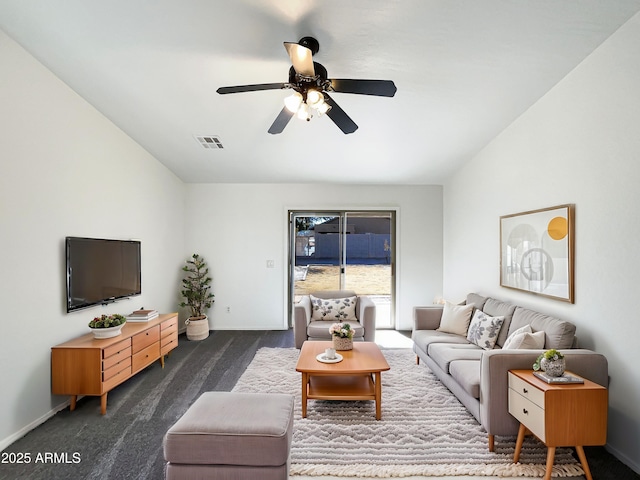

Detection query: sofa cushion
xmin=449 ymin=360 xmax=481 ymax=399
xmin=466 ymin=310 xmax=505 ymax=350
xmin=510 ymin=307 xmax=576 ymax=349
xmin=307 ymin=320 xmax=364 ymax=339
xmin=412 ymin=329 xmax=471 ymax=355
xmin=429 ymin=343 xmax=483 ymax=374
xmin=482 ymin=298 xmax=517 ymax=347
xmin=466 ymin=293 xmax=488 ymax=310
xmin=437 ymin=302 xmax=473 ymax=336
xmin=502 ymin=330 xmax=545 ymax=350
xmin=310 ymin=295 xmax=357 ymax=321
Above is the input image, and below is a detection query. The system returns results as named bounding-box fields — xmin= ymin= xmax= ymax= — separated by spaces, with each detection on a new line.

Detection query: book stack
xmin=126 ymin=309 xmax=159 ymax=322
xmin=533 ymin=371 xmax=584 ymax=384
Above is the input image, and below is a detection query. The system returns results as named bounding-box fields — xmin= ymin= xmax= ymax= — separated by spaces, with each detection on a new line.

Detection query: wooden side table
xmin=508 ymin=369 xmax=607 ymax=480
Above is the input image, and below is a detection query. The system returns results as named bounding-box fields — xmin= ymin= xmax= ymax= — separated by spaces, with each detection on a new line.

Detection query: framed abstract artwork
xmin=500 ymin=204 xmax=575 ymax=303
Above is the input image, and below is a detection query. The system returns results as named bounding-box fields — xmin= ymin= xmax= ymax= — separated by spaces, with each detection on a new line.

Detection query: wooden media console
xmin=51 ymin=313 xmax=179 ymax=414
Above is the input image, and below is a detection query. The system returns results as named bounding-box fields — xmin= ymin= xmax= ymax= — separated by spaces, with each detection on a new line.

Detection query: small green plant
xmin=533 ymin=348 xmax=565 ymax=371
xmin=179 ymin=253 xmax=215 ymax=318
xmin=88 ymin=314 xmax=126 ymax=328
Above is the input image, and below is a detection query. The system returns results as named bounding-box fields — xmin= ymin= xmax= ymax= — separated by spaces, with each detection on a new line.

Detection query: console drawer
xmin=103 ymin=338 xmax=131 ymax=360
xmin=132 ymin=342 xmax=160 ymax=373
xmin=103 ymin=356 xmax=132 ymax=381
xmin=161 ymin=316 xmax=178 ymax=332
xmin=132 ymin=326 xmax=160 ymax=354
xmin=161 ymin=331 xmax=178 ymax=356
xmin=103 ymin=345 xmax=132 ymax=371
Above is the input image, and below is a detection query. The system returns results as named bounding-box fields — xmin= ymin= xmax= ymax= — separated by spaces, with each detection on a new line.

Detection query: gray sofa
xmin=412 ymin=293 xmax=608 ymax=451
xmin=294 ymin=290 xmax=376 ymax=349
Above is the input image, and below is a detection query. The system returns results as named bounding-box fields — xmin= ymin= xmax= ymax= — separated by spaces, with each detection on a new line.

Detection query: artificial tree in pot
xmin=180 ymin=253 xmax=215 ymax=341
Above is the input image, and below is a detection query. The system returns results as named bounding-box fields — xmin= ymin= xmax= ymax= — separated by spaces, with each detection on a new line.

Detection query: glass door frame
xmin=287 ymin=209 xmax=397 ymax=329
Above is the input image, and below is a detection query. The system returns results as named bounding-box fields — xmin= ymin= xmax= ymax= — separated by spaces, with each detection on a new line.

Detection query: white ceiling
xmin=2 ymin=1 xmax=640 ymax=185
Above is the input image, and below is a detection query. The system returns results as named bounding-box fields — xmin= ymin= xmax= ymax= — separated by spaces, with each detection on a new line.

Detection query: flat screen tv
xmin=66 ymin=237 xmax=141 ymax=312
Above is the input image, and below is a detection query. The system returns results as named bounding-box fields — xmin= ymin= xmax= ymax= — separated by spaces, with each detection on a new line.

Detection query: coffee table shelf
xmin=308 ymin=375 xmax=375 ymax=400
xmin=296 ymin=341 xmax=390 ymax=420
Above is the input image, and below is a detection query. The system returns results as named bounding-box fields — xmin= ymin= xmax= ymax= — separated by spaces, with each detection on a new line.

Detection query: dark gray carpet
xmin=0 ymin=330 xmax=637 ymax=480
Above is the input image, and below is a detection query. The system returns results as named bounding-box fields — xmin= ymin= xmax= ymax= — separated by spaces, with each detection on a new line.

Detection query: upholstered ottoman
xmin=164 ymin=392 xmax=295 ymax=480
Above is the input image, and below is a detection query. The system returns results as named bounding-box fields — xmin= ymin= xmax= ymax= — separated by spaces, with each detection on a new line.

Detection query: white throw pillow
xmin=437 ymin=302 xmax=474 ymax=336
xmin=502 ymin=324 xmax=533 ymax=349
xmin=503 ymin=330 xmax=546 ymax=350
xmin=310 ymin=295 xmax=357 ymax=321
xmin=466 ymin=310 xmax=505 ymax=350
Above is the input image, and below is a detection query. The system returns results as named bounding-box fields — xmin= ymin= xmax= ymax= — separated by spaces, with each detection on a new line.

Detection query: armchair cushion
xmin=307 ymin=320 xmax=364 ymax=340
xmin=310 ymin=295 xmax=357 ymax=321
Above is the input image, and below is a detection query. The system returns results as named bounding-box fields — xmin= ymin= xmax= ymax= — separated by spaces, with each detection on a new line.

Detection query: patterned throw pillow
xmin=466 ymin=310 xmax=505 ymax=350
xmin=310 ymin=295 xmax=357 ymax=321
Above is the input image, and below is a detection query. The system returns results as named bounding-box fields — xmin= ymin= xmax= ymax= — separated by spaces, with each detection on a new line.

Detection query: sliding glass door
xmin=289 ymin=210 xmax=395 ymax=329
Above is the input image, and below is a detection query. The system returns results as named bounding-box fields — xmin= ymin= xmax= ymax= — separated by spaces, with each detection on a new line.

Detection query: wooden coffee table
xmin=296 ymin=341 xmax=390 ymax=420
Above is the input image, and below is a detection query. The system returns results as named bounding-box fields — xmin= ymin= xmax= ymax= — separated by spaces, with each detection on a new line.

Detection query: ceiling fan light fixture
xmin=316 ymin=101 xmax=331 ymax=115
xmin=297 ymin=103 xmax=311 ymax=121
xmin=284 ymin=91 xmax=303 ymax=113
xmin=306 ymin=89 xmax=323 ymax=107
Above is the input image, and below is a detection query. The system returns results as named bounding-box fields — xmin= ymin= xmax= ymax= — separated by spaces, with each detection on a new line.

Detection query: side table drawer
xmin=509 ymin=388 xmax=546 ymax=442
xmin=509 ymin=372 xmax=545 ymax=408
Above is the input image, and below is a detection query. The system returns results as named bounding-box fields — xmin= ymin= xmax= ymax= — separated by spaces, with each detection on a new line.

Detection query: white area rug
xmin=232 ymin=348 xmax=584 ymax=478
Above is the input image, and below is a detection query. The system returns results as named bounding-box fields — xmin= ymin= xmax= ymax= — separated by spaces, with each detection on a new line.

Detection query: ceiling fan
xmin=216 ymin=37 xmax=397 ymax=134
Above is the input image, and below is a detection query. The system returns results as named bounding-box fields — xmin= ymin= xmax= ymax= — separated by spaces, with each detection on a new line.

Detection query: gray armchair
xmin=293 ymin=290 xmax=376 ymax=349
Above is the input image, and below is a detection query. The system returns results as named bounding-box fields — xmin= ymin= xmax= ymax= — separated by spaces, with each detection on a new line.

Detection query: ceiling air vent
xmin=194 ymin=135 xmax=224 ymax=149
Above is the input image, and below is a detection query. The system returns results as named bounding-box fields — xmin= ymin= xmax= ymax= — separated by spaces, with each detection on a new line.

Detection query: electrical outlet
xmin=226 ymin=306 xmax=230 ymax=313
xmin=266 ymin=260 xmax=275 ymax=268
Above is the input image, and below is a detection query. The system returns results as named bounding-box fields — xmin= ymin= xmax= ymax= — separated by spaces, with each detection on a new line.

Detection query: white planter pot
xmin=90 ymin=324 xmax=124 ymax=339
xmin=185 ymin=315 xmax=209 ymax=341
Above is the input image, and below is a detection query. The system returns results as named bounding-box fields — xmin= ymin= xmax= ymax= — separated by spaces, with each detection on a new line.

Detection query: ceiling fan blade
xmin=217 ymin=83 xmax=286 ymax=94
xmin=329 ymin=79 xmax=397 ymax=97
xmin=284 ymin=42 xmax=315 ymax=76
xmin=268 ymin=107 xmax=295 ymax=135
xmin=323 ymin=93 xmax=358 ymax=134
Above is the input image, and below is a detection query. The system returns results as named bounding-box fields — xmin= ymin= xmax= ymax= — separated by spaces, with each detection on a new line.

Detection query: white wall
xmin=184 ymin=184 xmax=443 ymax=331
xmin=443 ymin=13 xmax=640 ymax=472
xmin=0 ymin=31 xmax=185 ymax=449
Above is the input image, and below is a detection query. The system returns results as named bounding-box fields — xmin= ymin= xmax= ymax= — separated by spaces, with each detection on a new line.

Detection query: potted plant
xmin=88 ymin=314 xmax=126 ymax=339
xmin=329 ymin=322 xmax=354 ymax=351
xmin=533 ymin=349 xmax=566 ymax=377
xmin=180 ymin=253 xmax=215 ymax=341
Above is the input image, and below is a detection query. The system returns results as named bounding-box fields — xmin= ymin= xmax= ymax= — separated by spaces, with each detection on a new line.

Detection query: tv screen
xmin=66 ymin=237 xmax=141 ymax=312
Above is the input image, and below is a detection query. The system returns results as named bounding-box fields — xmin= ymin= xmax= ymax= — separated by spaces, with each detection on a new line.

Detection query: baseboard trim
xmin=0 ymin=399 xmax=70 ymax=452
xmin=606 ymin=442 xmax=640 ymax=475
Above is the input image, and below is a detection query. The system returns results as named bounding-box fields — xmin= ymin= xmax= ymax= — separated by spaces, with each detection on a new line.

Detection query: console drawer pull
xmin=523 ymin=388 xmax=528 ymax=394
xmin=522 ymin=408 xmax=528 ymax=415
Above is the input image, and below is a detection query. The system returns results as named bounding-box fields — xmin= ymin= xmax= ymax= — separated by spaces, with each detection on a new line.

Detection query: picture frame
xmin=500 ymin=204 xmax=575 ymax=303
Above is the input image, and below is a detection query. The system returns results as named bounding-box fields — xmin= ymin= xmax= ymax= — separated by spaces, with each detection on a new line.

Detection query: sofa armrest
xmin=293 ymin=296 xmax=312 ymax=349
xmin=358 ymin=296 xmax=376 ymax=342
xmin=413 ymin=306 xmax=443 ymax=331
xmin=479 ymin=349 xmax=608 ymax=437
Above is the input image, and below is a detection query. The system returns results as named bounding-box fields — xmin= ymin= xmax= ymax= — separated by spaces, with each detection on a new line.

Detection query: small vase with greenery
xmin=533 ymin=349 xmax=566 ymax=377
xmin=180 ymin=254 xmax=214 ymax=341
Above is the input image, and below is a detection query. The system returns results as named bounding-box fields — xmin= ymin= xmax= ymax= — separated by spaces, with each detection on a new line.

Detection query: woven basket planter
xmin=185 ymin=315 xmax=209 ymax=341
xmin=332 ymin=336 xmax=353 ymax=351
